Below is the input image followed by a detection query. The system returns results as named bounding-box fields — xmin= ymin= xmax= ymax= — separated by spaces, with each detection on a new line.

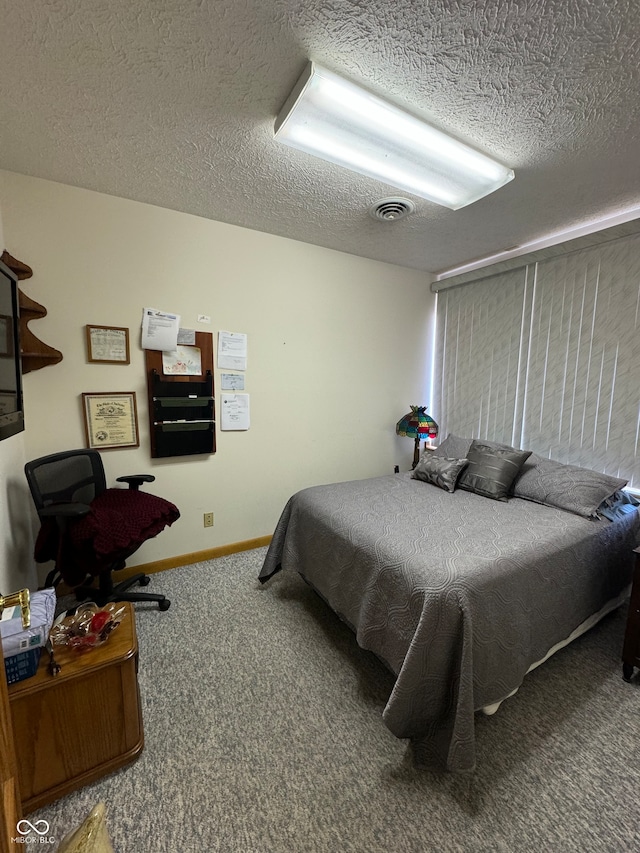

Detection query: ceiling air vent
xmin=369 ymin=197 xmax=415 ymax=222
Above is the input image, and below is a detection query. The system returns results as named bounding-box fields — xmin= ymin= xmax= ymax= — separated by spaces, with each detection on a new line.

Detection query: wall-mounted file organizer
xmin=145 ymin=331 xmax=216 ymax=458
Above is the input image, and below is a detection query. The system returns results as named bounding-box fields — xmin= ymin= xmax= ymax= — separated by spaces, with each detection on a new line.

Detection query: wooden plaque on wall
xmin=144 ymin=331 xmax=216 ymax=458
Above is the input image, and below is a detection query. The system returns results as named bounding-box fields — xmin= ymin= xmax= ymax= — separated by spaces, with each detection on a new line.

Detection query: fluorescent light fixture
xmin=274 ymin=62 xmax=514 ymax=210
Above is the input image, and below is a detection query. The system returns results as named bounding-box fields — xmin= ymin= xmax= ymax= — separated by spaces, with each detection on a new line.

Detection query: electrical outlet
xmin=203 ymin=512 xmax=214 ymax=528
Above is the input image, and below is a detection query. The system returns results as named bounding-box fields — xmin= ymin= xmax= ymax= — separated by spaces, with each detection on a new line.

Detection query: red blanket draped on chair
xmin=34 ymin=488 xmax=180 ymax=587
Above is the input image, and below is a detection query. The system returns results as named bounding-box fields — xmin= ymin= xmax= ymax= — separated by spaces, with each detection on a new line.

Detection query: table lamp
xmin=396 ymin=406 xmax=439 ymax=469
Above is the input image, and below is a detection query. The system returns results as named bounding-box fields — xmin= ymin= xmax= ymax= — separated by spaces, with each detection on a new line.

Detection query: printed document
xmin=142 ymin=308 xmax=180 ymax=351
xmin=218 ymin=331 xmax=247 ymax=371
xmin=221 ymin=394 xmax=250 ymax=430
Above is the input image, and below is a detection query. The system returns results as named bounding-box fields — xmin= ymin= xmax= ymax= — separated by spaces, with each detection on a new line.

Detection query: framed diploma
xmin=82 ymin=392 xmax=139 ymax=449
xmin=86 ymin=325 xmax=130 ymax=364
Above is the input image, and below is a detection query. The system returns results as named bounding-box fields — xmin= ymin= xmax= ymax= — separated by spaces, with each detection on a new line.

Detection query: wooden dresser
xmin=8 ymin=602 xmax=143 ymax=813
xmin=622 ymin=547 xmax=640 ymax=682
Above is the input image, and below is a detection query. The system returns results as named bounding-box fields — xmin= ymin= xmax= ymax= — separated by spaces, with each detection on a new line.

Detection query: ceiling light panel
xmin=274 ymin=62 xmax=515 ymax=211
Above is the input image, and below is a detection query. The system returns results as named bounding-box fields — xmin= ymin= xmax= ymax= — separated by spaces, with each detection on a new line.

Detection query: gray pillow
xmin=411 ymin=455 xmax=468 ymax=492
xmin=433 ymin=434 xmax=472 ymax=459
xmin=512 ymin=454 xmax=628 ymax=518
xmin=458 ymin=441 xmax=532 ymax=501
xmin=434 ymin=434 xmax=518 ymax=459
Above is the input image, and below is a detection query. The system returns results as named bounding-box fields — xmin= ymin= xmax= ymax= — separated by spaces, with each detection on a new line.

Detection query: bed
xmin=259 ymin=437 xmax=640 ymax=771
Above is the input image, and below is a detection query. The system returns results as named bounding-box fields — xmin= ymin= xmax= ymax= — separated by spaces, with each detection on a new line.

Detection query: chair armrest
xmin=39 ymin=502 xmax=91 ymax=519
xmin=116 ymin=474 xmax=156 ymax=490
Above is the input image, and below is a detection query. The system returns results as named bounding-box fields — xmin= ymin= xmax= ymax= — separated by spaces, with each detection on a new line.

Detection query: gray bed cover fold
xmin=259 ymin=473 xmax=639 ymax=771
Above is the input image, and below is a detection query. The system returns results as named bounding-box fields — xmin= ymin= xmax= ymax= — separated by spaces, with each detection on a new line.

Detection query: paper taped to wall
xmin=221 ymin=394 xmax=250 ymax=430
xmin=142 ymin=308 xmax=180 ymax=351
xmin=218 ymin=330 xmax=247 ymax=370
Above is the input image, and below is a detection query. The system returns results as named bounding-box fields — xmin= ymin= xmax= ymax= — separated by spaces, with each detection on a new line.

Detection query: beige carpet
xmin=27 ymin=547 xmax=640 ymax=852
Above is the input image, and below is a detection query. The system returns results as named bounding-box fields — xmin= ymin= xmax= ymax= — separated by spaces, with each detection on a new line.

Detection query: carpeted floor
xmin=28 ymin=547 xmax=640 ymax=852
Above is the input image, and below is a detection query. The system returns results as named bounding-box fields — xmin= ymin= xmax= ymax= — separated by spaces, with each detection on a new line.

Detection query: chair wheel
xmin=159 ymin=599 xmax=171 ymax=611
xmin=139 ymin=575 xmax=151 ymax=586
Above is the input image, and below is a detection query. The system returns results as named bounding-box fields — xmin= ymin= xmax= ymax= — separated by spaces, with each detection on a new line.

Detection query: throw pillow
xmin=458 ymin=440 xmax=532 ymax=501
xmin=433 ymin=434 xmax=472 ymax=460
xmin=412 ymin=455 xmax=469 ymax=492
xmin=512 ymin=454 xmax=628 ymax=518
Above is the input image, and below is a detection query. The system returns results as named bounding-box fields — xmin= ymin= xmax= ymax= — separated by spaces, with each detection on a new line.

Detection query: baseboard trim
xmin=54 ymin=535 xmax=272 ymax=594
xmin=117 ymin=535 xmax=273 ymax=580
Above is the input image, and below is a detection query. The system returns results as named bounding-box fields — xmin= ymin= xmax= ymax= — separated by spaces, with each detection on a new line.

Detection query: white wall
xmin=0 ymin=171 xmax=435 ymax=583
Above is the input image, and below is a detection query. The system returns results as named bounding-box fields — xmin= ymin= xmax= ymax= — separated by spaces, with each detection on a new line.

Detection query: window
xmin=434 ymin=232 xmax=640 ymax=488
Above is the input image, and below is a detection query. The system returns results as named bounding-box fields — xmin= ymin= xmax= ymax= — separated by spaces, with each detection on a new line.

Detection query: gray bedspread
xmin=259 ymin=473 xmax=640 ymax=771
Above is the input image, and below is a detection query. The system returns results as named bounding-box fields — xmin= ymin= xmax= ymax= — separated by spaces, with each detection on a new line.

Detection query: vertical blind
xmin=434 ymin=232 xmax=640 ymax=488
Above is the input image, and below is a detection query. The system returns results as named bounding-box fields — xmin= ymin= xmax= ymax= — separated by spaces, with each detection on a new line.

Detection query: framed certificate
xmin=86 ymin=325 xmax=130 ymax=364
xmin=82 ymin=392 xmax=139 ymax=449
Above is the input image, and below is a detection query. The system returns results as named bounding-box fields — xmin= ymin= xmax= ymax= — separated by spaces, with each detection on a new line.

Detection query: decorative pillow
xmin=433 ymin=434 xmax=518 ymax=460
xmin=433 ymin=434 xmax=472 ymax=460
xmin=458 ymin=440 xmax=532 ymax=501
xmin=512 ymin=454 xmax=628 ymax=518
xmin=411 ymin=455 xmax=468 ymax=492
xmin=598 ymin=489 xmax=639 ymax=521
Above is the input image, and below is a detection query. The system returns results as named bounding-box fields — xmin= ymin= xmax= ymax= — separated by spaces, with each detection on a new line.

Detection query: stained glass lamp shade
xmin=396 ymin=406 xmax=439 ymax=468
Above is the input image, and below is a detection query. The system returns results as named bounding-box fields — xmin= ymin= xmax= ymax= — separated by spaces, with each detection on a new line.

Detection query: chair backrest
xmin=24 ymin=449 xmax=107 ymax=513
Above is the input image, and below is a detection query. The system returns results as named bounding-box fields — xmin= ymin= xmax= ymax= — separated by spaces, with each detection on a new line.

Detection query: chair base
xmin=74 ymin=572 xmax=171 ymax=611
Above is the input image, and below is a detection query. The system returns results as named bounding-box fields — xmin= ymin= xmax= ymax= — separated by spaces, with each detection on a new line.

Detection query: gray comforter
xmin=259 ymin=473 xmax=640 ymax=771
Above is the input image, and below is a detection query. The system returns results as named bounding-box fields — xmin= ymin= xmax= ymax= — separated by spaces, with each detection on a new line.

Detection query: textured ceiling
xmin=1 ymin=0 xmax=639 ymax=274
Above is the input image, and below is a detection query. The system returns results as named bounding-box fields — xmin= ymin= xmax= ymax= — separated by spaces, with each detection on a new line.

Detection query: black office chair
xmin=25 ymin=449 xmax=180 ymax=610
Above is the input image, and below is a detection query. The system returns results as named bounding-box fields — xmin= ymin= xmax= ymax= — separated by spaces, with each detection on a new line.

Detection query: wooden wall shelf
xmin=0 ymin=251 xmax=63 ymax=374
xmin=19 ymin=290 xmax=63 ymax=374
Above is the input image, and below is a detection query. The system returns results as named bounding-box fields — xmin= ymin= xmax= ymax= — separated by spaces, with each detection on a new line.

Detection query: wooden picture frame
xmin=85 ymin=325 xmax=130 ymax=364
xmin=81 ymin=392 xmax=139 ymax=449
